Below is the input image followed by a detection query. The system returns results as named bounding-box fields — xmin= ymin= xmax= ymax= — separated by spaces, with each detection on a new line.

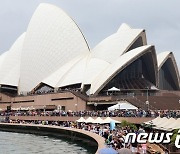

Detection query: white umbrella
xmin=21 ymin=107 xmax=29 ymax=110
xmin=76 ymin=117 xmax=86 ymax=123
xmin=84 ymin=117 xmax=95 ymax=123
xmin=11 ymin=107 xmax=19 ymax=111
xmin=107 ymin=87 xmax=120 ymax=91
xmin=92 ymin=117 xmax=104 ymax=124
xmin=103 ymin=117 xmax=120 ymax=123
xmin=108 ymin=103 xmax=138 ymax=111
xmin=144 ymin=117 xmax=161 ymax=125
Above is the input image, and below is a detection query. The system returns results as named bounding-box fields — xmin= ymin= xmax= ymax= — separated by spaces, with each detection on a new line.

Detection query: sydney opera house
xmin=0 ymin=3 xmax=180 ymax=111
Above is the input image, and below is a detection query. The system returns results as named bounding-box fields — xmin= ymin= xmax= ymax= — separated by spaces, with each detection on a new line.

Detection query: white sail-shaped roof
xmin=157 ymin=51 xmax=171 ymax=69
xmin=0 ymin=52 xmax=8 ymax=70
xmin=91 ymin=23 xmax=147 ymax=63
xmin=82 ymin=56 xmax=110 ymax=85
xmin=42 ymin=53 xmax=89 ymax=88
xmin=56 ymin=54 xmax=89 ymax=88
xmin=41 ymin=23 xmax=148 ymax=90
xmin=82 ymin=23 xmax=147 ymax=85
xmin=90 ymin=45 xmax=155 ymax=95
xmin=41 ymin=55 xmax=84 ymax=88
xmin=0 ymin=33 xmax=25 ymax=86
xmin=19 ymin=3 xmax=90 ymax=92
xmin=0 ymin=3 xmax=179 ymax=95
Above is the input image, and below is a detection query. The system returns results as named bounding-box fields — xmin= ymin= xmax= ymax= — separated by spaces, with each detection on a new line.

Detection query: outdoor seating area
xmin=144 ymin=117 xmax=180 ymax=131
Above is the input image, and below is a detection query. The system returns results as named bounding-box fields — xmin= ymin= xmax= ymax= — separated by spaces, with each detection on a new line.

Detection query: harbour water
xmin=0 ymin=131 xmax=96 ymax=154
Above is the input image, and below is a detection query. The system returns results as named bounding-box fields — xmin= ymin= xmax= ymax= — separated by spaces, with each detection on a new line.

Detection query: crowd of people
xmin=2 ymin=118 xmax=168 ymax=154
xmin=0 ymin=109 xmax=180 ymax=118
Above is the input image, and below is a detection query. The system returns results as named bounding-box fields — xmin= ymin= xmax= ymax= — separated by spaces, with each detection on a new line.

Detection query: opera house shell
xmin=0 ymin=3 xmax=180 ymax=97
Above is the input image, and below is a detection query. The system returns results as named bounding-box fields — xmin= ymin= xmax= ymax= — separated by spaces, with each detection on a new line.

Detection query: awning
xmin=145 ymin=117 xmax=180 ymax=131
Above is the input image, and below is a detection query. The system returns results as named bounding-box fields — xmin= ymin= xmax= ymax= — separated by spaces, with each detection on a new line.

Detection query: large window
xmin=159 ymin=58 xmax=178 ymax=90
xmin=100 ymin=52 xmax=156 ymax=93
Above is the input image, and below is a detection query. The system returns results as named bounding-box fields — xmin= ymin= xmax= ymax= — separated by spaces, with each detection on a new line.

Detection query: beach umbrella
xmin=98 ymin=147 xmax=118 ymax=154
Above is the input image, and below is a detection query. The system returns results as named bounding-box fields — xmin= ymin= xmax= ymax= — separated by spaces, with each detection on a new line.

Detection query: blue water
xmin=0 ymin=131 xmax=95 ymax=154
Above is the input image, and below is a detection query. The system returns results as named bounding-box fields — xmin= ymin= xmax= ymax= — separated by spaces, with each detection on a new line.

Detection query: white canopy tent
xmin=145 ymin=117 xmax=180 ymax=131
xmin=92 ymin=117 xmax=104 ymax=124
xmin=107 ymin=87 xmax=120 ymax=91
xmin=84 ymin=117 xmax=95 ymax=123
xmin=144 ymin=117 xmax=161 ymax=125
xmin=103 ymin=117 xmax=120 ymax=123
xmin=108 ymin=102 xmax=138 ymax=111
xmin=76 ymin=117 xmax=86 ymax=123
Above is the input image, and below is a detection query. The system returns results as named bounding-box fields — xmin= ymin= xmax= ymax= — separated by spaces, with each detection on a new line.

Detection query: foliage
xmin=171 ymin=129 xmax=179 ymax=143
xmin=117 ymin=120 xmax=137 ymax=130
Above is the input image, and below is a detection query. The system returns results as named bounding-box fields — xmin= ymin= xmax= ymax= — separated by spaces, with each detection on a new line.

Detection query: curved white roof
xmin=19 ymin=3 xmax=90 ymax=92
xmin=0 ymin=52 xmax=8 ymax=70
xmin=42 ymin=23 xmax=148 ymax=89
xmin=90 ymin=45 xmax=154 ymax=95
xmin=0 ymin=3 xmax=179 ymax=95
xmin=157 ymin=51 xmax=171 ymax=69
xmin=56 ymin=54 xmax=89 ymax=87
xmin=117 ymin=23 xmax=131 ymax=32
xmin=91 ymin=23 xmax=147 ymax=63
xmin=82 ymin=23 xmax=147 ymax=85
xmin=0 ymin=33 xmax=26 ymax=86
xmin=82 ymin=56 xmax=110 ymax=85
xmin=42 ymin=53 xmax=88 ymax=88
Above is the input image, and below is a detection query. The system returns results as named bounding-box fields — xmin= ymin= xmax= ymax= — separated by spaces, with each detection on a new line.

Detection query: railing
xmin=3 ymin=88 xmax=180 ymax=99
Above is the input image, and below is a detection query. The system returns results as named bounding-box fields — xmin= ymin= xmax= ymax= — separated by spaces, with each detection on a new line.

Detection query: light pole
xmin=58 ymin=105 xmax=61 ymax=113
xmin=146 ymin=100 xmax=149 ymax=110
xmin=43 ymin=105 xmax=46 ymax=114
xmin=94 ymin=103 xmax=97 ymax=111
xmin=146 ymin=87 xmax=149 ymax=110
xmin=146 ymin=87 xmax=149 ymax=102
xmin=119 ymin=104 xmax=121 ymax=110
